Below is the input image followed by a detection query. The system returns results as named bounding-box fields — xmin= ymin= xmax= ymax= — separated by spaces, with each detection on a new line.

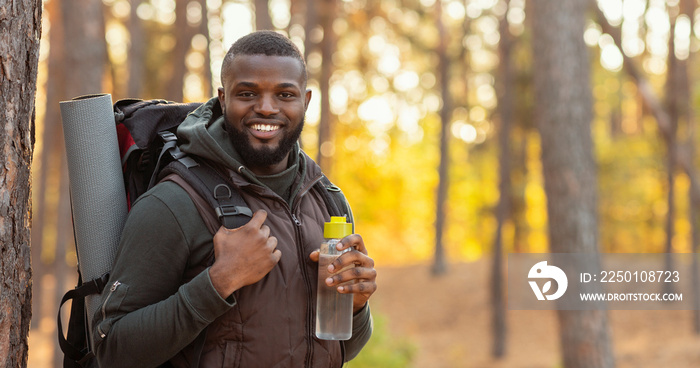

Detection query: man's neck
xmin=247 ymin=154 xmax=290 ymax=176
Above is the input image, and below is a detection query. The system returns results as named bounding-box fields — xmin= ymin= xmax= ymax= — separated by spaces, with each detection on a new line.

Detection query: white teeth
xmin=252 ymin=124 xmax=279 ymax=132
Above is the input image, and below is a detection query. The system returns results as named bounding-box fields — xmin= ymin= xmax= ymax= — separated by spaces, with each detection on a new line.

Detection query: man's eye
xmin=238 ymin=92 xmax=255 ymax=97
xmin=280 ymin=92 xmax=295 ymax=98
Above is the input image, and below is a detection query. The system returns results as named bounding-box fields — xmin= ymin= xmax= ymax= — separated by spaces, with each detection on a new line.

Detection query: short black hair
xmin=220 ymin=30 xmax=307 ymax=87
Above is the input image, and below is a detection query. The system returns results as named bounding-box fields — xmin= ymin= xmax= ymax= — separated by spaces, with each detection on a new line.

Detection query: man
xmin=93 ymin=30 xmax=376 ymax=367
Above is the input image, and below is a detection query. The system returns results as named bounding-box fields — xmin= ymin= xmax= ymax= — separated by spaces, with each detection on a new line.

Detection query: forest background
xmin=22 ymin=0 xmax=700 ymax=367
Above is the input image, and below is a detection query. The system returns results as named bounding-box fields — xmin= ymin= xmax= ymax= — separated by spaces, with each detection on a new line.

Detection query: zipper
xmin=289 ymin=175 xmax=322 ymax=368
xmin=97 ymin=280 xmax=122 ymax=338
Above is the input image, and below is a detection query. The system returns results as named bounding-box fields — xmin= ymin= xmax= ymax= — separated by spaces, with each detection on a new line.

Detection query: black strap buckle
xmin=158 ymin=131 xmax=177 ymax=142
xmin=216 ymin=204 xmax=253 ymax=218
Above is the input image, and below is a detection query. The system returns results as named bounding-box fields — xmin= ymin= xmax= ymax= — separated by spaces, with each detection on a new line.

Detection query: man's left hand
xmin=309 ymin=234 xmax=377 ymax=313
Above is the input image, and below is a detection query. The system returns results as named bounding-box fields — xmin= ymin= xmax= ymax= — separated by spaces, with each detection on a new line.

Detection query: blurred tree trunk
xmin=304 ymin=0 xmax=318 ymax=63
xmin=61 ymin=0 xmax=106 ymax=98
xmin=0 ymin=0 xmax=42 ymax=365
xmin=166 ymin=0 xmax=194 ymax=102
xmin=531 ymin=0 xmax=615 ymax=367
xmin=31 ymin=0 xmax=66 ymax=328
xmin=315 ymin=0 xmax=336 ymax=172
xmin=301 ymin=0 xmax=318 ymax=153
xmin=511 ymin=136 xmax=528 ymax=253
xmin=53 ymin=160 xmax=74 ymax=367
xmin=289 ymin=0 xmax=303 ymax=35
xmin=664 ymin=11 xmax=683 ymax=294
xmin=255 ymin=0 xmax=274 ymax=30
xmin=678 ymin=0 xmax=700 ymax=333
xmin=491 ymin=0 xmax=513 ymax=357
xmin=128 ymin=0 xmax=146 ymax=98
xmin=432 ymin=0 xmax=450 ymax=276
xmin=200 ymin=0 xmax=213 ymax=97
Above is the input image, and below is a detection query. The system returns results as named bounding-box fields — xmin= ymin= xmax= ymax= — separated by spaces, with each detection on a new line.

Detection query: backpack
xmin=58 ymin=99 xmax=353 ymax=368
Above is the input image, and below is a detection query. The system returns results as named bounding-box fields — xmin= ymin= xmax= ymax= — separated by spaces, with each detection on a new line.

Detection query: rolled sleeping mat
xmin=60 ymin=94 xmax=128 ymax=338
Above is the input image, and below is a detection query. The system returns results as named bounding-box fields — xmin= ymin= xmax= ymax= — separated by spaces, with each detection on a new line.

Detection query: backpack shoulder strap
xmin=314 ymin=175 xmax=354 ymax=232
xmin=158 ymin=157 xmax=253 ymax=232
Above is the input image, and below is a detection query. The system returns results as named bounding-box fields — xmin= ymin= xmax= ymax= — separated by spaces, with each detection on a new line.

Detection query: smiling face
xmin=218 ymin=54 xmax=312 ymax=176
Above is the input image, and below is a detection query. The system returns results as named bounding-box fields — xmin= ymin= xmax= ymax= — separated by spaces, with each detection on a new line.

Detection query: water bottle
xmin=315 ymin=216 xmax=353 ymax=340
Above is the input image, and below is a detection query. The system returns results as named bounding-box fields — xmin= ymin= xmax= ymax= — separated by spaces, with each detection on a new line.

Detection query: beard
xmin=225 ymin=116 xmax=304 ymax=168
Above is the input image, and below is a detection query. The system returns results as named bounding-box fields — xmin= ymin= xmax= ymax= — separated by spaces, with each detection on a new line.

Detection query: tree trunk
xmin=315 ymin=0 xmax=336 ymax=172
xmin=53 ymin=158 xmax=74 ymax=367
xmin=61 ymin=0 xmax=106 ymax=98
xmin=199 ymin=0 xmax=213 ymax=97
xmin=432 ymin=0 xmax=450 ymax=276
xmin=678 ymin=0 xmax=700 ymax=334
xmin=664 ymin=14 xmax=681 ymax=294
xmin=31 ymin=0 xmax=66 ymax=328
xmin=0 ymin=0 xmax=42 ymax=366
xmin=304 ymin=0 xmax=318 ymax=63
xmin=531 ymin=0 xmax=615 ymax=367
xmin=255 ymin=0 xmax=274 ymax=30
xmin=491 ymin=0 xmax=513 ymax=357
xmin=165 ymin=0 xmax=194 ymax=102
xmin=128 ymin=0 xmax=146 ymax=98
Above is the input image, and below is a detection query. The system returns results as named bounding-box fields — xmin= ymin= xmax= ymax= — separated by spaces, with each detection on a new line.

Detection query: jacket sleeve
xmin=343 ymin=303 xmax=373 ymax=361
xmin=92 ymin=188 xmax=234 ymax=368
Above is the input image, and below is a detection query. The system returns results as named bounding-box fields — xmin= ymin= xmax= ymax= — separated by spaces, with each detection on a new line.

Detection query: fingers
xmin=337 ymin=234 xmax=367 ymax=254
xmin=328 ymin=248 xmax=373 ymax=274
xmin=325 ymin=264 xmax=377 ymax=287
xmin=247 ymin=209 xmax=268 ymax=229
xmin=308 ymin=249 xmax=320 ymax=262
xmin=336 ymin=280 xmax=377 ymax=295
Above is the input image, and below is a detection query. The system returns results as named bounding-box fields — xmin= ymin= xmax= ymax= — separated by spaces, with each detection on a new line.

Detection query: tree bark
xmin=60 ymin=0 xmax=106 ymax=98
xmin=432 ymin=0 xmax=450 ymax=276
xmin=165 ymin=0 xmax=194 ymax=102
xmin=663 ymin=13 xmax=682 ymax=294
xmin=315 ymin=0 xmax=336 ymax=172
xmin=255 ymin=0 xmax=274 ymax=30
xmin=199 ymin=0 xmax=213 ymax=97
xmin=0 ymin=0 xmax=42 ymax=366
xmin=31 ymin=0 xmax=66 ymax=328
xmin=677 ymin=0 xmax=700 ymax=334
xmin=491 ymin=0 xmax=513 ymax=357
xmin=531 ymin=0 xmax=615 ymax=367
xmin=128 ymin=0 xmax=146 ymax=98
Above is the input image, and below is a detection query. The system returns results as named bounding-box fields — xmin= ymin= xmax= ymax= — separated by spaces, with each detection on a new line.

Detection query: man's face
xmin=218 ymin=54 xmax=311 ymax=175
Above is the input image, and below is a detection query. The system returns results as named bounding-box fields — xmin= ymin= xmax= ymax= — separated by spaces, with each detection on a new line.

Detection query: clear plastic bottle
xmin=315 ymin=216 xmax=353 ymax=340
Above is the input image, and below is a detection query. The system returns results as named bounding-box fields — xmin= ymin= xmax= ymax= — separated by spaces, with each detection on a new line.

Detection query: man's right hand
xmin=209 ymin=210 xmax=281 ymax=298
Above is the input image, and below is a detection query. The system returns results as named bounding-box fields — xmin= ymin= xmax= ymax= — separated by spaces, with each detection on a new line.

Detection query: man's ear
xmin=304 ymin=89 xmax=312 ymax=112
xmin=217 ymin=87 xmax=226 ymax=114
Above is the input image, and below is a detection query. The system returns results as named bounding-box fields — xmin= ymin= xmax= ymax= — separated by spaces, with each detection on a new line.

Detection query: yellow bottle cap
xmin=324 ymin=216 xmax=352 ymax=239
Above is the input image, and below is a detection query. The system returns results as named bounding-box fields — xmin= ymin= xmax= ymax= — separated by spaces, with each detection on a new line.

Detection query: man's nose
xmin=254 ymin=94 xmax=279 ymax=116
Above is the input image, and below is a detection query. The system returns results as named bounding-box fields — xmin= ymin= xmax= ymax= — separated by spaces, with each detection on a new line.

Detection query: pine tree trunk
xmin=531 ymin=0 xmax=615 ymax=367
xmin=315 ymin=0 xmax=336 ymax=172
xmin=60 ymin=0 xmax=106 ymax=98
xmin=166 ymin=0 xmax=193 ymax=102
xmin=199 ymin=0 xmax=213 ymax=97
xmin=432 ymin=0 xmax=450 ymax=276
xmin=255 ymin=0 xmax=274 ymax=30
xmin=0 ymin=0 xmax=42 ymax=366
xmin=663 ymin=15 xmax=680 ymax=294
xmin=491 ymin=0 xmax=513 ymax=356
xmin=128 ymin=0 xmax=146 ymax=98
xmin=31 ymin=0 xmax=66 ymax=328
